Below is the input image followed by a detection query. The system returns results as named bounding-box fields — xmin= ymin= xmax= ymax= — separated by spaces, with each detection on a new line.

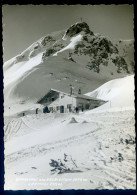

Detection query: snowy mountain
xmin=4 ymin=22 xmax=135 ymax=190
xmin=4 ymin=22 xmax=134 ymax=107
xmin=86 ymin=75 xmax=134 ymax=109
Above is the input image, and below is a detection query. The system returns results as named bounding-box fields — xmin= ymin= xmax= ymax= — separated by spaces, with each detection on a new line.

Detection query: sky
xmin=2 ymin=5 xmax=134 ymax=62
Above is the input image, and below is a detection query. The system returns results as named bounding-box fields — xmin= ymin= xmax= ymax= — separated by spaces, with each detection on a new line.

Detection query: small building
xmin=37 ymin=88 xmax=106 ymax=113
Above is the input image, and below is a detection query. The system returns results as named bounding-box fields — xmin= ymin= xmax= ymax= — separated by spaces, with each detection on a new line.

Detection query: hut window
xmin=85 ymin=104 xmax=90 ymax=109
xmin=67 ymin=104 xmax=72 ymax=109
xmin=56 ymin=106 xmax=60 ymax=111
xmin=78 ymin=103 xmax=83 ymax=108
xmin=49 ymin=107 xmax=53 ymax=111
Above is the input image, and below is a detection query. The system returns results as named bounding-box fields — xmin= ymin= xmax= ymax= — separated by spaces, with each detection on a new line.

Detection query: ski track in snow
xmin=4 ymin=109 xmax=136 ymax=190
xmin=4 ymin=118 xmax=22 ymax=141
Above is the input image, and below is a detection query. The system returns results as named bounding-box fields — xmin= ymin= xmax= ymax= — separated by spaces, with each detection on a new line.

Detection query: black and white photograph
xmin=3 ymin=5 xmax=135 ymax=190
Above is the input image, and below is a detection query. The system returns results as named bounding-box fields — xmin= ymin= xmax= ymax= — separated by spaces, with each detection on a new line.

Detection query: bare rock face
xmin=41 ymin=35 xmax=56 ymax=46
xmin=66 ymin=22 xmax=94 ymax=37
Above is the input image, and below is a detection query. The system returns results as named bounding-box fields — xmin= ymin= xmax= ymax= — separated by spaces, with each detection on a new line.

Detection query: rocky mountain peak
xmin=5 ymin=21 xmax=134 ymax=79
xmin=65 ymin=22 xmax=94 ymax=37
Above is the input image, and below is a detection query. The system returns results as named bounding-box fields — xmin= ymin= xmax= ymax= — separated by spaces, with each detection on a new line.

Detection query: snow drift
xmin=86 ymin=75 xmax=135 ymax=109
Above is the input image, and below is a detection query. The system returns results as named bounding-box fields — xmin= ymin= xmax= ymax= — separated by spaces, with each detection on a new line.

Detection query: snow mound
xmin=86 ymin=75 xmax=135 ymax=109
xmin=82 ymin=120 xmax=88 ymax=123
xmin=69 ymin=117 xmax=78 ymax=123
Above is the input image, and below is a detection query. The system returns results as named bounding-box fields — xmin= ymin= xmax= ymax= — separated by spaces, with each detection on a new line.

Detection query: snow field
xmin=4 ymin=109 xmax=135 ymax=190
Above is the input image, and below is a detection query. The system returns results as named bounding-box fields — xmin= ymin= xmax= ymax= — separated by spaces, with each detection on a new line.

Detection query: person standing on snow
xmin=75 ymin=107 xmax=79 ymax=113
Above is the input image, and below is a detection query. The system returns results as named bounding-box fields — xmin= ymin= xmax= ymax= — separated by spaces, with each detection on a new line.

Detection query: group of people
xmin=75 ymin=107 xmax=84 ymax=113
xmin=43 ymin=106 xmax=50 ymax=113
xmin=42 ymin=106 xmax=84 ymax=114
xmin=22 ymin=105 xmax=84 ymax=117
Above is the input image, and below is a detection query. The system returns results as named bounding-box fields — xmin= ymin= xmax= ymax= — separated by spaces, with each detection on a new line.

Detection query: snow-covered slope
xmin=86 ymin=75 xmax=134 ymax=109
xmin=4 ymin=110 xmax=135 ymax=190
xmin=3 ymin=22 xmax=134 ymax=111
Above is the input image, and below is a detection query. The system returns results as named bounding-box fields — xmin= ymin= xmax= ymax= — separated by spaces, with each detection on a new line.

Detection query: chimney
xmin=70 ymin=84 xmax=73 ymax=95
xmin=78 ymin=88 xmax=81 ymax=95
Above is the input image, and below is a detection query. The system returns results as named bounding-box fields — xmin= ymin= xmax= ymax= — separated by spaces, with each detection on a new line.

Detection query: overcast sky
xmin=2 ymin=5 xmax=134 ymax=62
